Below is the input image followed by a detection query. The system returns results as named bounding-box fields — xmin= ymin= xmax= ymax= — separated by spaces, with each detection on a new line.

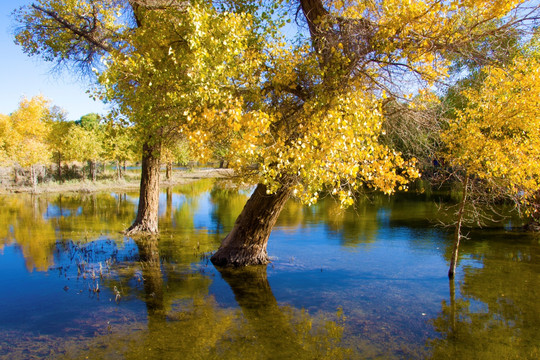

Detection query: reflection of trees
xmin=135 ymin=236 xmax=165 ymax=318
xmin=161 ymin=180 xmax=215 ymax=230
xmin=71 ymin=262 xmax=353 ymax=359
xmin=158 ymin=185 xmax=223 ymax=266
xmin=81 ymin=234 xmax=234 ymax=359
xmin=110 ymin=235 xmax=214 ymax=315
xmin=217 ymin=265 xmax=353 ymax=359
xmin=171 ymin=178 xmax=215 ymax=198
xmin=385 ymin=192 xmax=441 ymax=228
xmin=210 ymin=187 xmax=250 ymax=232
xmin=0 ymin=192 xmax=136 ymax=272
xmin=276 ymin=198 xmax=305 ymax=230
xmin=321 ymin=198 xmax=379 ymax=247
xmin=0 ymin=195 xmax=57 ymax=271
xmin=50 ymin=193 xmax=137 ymax=237
xmin=276 ymin=196 xmax=380 ymax=247
xmin=429 ymin=237 xmax=540 ymax=359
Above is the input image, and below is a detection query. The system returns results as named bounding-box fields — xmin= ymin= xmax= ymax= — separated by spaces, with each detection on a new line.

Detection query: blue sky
xmin=0 ymin=1 xmax=107 ymax=120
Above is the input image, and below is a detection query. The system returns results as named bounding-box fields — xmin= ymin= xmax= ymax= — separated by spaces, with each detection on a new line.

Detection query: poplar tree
xmin=14 ymin=1 xmax=540 ymax=267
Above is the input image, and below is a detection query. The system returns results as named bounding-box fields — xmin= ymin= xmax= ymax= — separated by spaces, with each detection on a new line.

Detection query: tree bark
xmin=57 ymin=153 xmax=62 ymax=182
xmin=30 ymin=165 xmax=37 ymax=192
xmin=116 ymin=160 xmax=121 ymax=179
xmin=125 ymin=140 xmax=162 ymax=235
xmin=166 ymin=161 xmax=172 ymax=180
xmin=211 ymin=183 xmax=292 ymax=267
xmin=89 ymin=160 xmax=97 ymax=181
xmin=448 ymin=175 xmax=469 ymax=279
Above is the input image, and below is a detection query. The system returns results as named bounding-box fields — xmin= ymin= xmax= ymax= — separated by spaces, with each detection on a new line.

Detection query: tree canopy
xmin=441 ymin=34 xmax=540 ymax=218
xmin=12 ymin=1 xmax=540 ymax=260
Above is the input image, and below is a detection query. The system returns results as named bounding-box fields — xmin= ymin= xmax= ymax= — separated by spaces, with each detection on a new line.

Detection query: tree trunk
xmin=57 ymin=153 xmax=62 ymax=182
xmin=116 ymin=160 xmax=121 ymax=179
xmin=448 ymin=175 xmax=469 ymax=279
xmin=89 ymin=160 xmax=97 ymax=181
xmin=211 ymin=183 xmax=292 ymax=267
xmin=125 ymin=141 xmax=162 ymax=235
xmin=166 ymin=161 xmax=172 ymax=180
xmin=31 ymin=165 xmax=37 ymax=192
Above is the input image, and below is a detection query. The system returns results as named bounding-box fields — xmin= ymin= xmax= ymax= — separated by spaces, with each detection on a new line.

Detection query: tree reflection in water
xmin=217 ymin=265 xmax=352 ymax=359
xmin=64 ymin=237 xmax=352 ymax=359
xmin=1 ymin=184 xmax=539 ymax=359
xmin=429 ymin=235 xmax=540 ymax=359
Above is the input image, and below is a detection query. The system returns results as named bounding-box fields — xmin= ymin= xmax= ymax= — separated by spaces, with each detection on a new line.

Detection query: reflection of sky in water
xmin=158 ymin=192 xmax=186 ymax=216
xmin=43 ymin=204 xmax=81 ymax=219
xmin=0 ymin=185 xmax=539 ymax=359
xmin=191 ymin=192 xmax=216 ymax=229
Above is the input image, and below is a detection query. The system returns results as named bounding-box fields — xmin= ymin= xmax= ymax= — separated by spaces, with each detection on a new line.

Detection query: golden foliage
xmin=442 ymin=42 xmax=540 ymax=211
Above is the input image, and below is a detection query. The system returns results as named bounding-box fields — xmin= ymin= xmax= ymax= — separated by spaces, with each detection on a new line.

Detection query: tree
xmin=440 ymin=37 xmax=540 ymax=278
xmin=13 ymin=0 xmax=145 ymax=228
xmin=209 ymin=0 xmax=540 ymax=266
xmin=14 ymin=0 xmax=262 ymax=235
xmin=0 ymin=113 xmax=12 ymax=164
xmin=76 ymin=112 xmax=101 ymax=130
xmin=102 ymin=121 xmax=137 ymax=179
xmin=9 ymin=95 xmax=53 ymax=189
xmin=96 ymin=1 xmax=262 ymax=234
xmin=46 ymin=107 xmax=71 ymax=181
xmin=14 ymin=1 xmax=540 ymax=263
xmin=63 ymin=120 xmax=104 ymax=181
xmin=161 ymin=138 xmax=191 ymax=180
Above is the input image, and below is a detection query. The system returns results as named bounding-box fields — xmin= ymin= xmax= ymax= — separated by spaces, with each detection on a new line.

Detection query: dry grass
xmin=0 ymin=168 xmax=234 ymax=195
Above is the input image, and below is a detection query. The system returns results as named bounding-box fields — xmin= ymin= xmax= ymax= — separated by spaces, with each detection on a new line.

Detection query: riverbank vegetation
xmin=0 ymin=95 xmax=208 ymax=192
xmin=8 ymin=0 xmax=540 ymax=275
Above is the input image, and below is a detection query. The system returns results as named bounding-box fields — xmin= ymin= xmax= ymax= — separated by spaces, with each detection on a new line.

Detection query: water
xmin=0 ymin=179 xmax=538 ymax=359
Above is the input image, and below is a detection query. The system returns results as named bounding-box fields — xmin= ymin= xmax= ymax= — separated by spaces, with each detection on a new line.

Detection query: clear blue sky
xmin=0 ymin=1 xmax=107 ymax=120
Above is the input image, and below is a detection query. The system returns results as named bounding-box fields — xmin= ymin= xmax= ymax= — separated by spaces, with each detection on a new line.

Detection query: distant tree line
xmin=0 ymin=95 xmax=192 ymax=188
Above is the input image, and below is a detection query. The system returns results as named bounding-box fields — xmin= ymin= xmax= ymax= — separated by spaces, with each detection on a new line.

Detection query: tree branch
xmin=31 ymin=3 xmax=114 ymax=53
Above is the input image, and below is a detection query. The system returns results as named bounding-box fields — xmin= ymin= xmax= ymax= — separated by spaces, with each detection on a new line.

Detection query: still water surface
xmin=0 ymin=179 xmax=538 ymax=359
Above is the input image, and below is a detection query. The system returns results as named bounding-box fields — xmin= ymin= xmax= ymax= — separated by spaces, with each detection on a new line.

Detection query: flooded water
xmin=0 ymin=179 xmax=538 ymax=359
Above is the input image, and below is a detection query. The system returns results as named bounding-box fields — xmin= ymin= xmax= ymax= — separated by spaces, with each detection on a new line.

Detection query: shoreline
xmin=0 ymin=168 xmax=234 ymax=195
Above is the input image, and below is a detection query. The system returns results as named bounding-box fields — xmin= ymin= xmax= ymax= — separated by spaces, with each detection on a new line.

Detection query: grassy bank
xmin=0 ymin=168 xmax=233 ymax=195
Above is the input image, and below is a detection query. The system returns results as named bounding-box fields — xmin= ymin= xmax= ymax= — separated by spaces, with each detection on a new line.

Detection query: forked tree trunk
xmin=211 ymin=183 xmax=292 ymax=267
xmin=125 ymin=141 xmax=162 ymax=235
